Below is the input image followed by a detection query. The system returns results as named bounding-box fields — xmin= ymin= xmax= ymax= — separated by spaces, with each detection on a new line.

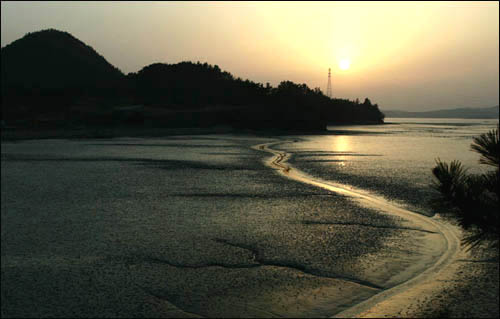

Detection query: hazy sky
xmin=1 ymin=1 xmax=498 ymax=111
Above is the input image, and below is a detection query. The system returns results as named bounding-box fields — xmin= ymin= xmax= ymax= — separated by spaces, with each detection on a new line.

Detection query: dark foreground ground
xmin=1 ymin=134 xmax=497 ymax=318
xmin=1 ymin=135 xmax=443 ymax=318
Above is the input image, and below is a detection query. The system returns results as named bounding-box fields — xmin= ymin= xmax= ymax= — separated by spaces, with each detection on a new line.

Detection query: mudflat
xmin=0 ymin=135 xmax=495 ymax=317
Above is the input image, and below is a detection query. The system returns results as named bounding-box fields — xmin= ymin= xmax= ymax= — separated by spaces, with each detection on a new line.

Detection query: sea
xmin=1 ymin=116 xmax=498 ymax=317
xmin=278 ymin=117 xmax=499 ymax=215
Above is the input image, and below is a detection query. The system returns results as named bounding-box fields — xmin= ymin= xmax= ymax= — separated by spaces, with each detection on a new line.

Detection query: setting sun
xmin=339 ymin=59 xmax=351 ymax=70
xmin=1 ymin=1 xmax=499 ymax=318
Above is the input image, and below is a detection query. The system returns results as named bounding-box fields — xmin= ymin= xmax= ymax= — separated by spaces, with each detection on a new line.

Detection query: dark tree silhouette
xmin=2 ymin=29 xmax=385 ymax=130
xmin=431 ymin=126 xmax=499 ymax=249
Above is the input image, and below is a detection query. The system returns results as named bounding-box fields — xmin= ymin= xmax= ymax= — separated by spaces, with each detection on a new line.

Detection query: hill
xmin=1 ymin=29 xmax=385 ymax=131
xmin=127 ymin=62 xmax=265 ymax=108
xmin=125 ymin=62 xmax=384 ymax=129
xmin=1 ymin=29 xmax=125 ymax=120
xmin=1 ymin=29 xmax=124 ymax=90
xmin=383 ymin=106 xmax=499 ymax=119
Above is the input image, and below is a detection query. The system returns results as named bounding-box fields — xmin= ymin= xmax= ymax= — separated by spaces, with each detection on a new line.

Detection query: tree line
xmin=1 ymin=29 xmax=385 ymax=130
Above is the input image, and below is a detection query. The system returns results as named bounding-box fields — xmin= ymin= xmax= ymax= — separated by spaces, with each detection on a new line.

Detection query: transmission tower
xmin=326 ymin=68 xmax=332 ymax=98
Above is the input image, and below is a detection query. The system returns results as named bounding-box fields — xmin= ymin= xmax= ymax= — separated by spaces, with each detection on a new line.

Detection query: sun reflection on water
xmin=332 ymin=136 xmax=351 ymax=153
xmin=331 ymin=136 xmax=351 ymax=167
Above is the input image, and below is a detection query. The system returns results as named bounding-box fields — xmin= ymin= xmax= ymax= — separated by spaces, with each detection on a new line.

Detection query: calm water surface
xmin=280 ymin=117 xmax=498 ymax=214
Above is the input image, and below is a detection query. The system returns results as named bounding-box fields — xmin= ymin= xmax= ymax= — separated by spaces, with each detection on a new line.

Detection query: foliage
xmin=1 ymin=29 xmax=385 ymax=129
xmin=471 ymin=128 xmax=499 ymax=167
xmin=1 ymin=29 xmax=123 ymax=89
xmin=431 ymin=126 xmax=499 ymax=249
xmin=1 ymin=29 xmax=125 ymax=120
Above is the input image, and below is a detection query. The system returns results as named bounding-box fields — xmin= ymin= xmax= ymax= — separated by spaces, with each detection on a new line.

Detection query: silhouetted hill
xmin=1 ymin=29 xmax=126 ymax=121
xmin=127 ymin=62 xmax=266 ymax=108
xmin=1 ymin=29 xmax=385 ymax=131
xmin=126 ymin=62 xmax=384 ymax=129
xmin=383 ymin=106 xmax=499 ymax=119
xmin=1 ymin=29 xmax=124 ymax=90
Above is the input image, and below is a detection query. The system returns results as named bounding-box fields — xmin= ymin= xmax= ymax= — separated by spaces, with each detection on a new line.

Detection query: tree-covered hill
xmin=1 ymin=29 xmax=124 ymax=90
xmin=1 ymin=29 xmax=384 ymax=131
xmin=1 ymin=29 xmax=125 ymax=120
xmin=127 ymin=62 xmax=267 ymax=108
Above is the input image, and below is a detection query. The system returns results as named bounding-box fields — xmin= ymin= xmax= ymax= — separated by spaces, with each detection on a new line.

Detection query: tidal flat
xmin=0 ymin=133 xmax=492 ymax=317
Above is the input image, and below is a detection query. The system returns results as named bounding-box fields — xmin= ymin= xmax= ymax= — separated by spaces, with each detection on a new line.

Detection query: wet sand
xmin=255 ymin=142 xmax=462 ymax=316
xmin=357 ymin=244 xmax=499 ymax=318
xmin=272 ymin=136 xmax=498 ymax=318
xmin=1 ymin=135 xmax=498 ymax=317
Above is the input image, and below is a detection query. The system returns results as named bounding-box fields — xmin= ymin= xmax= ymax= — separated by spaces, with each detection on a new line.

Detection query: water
xmin=1 ymin=119 xmax=498 ymax=317
xmin=278 ymin=118 xmax=498 ymax=215
xmin=3 ymin=135 xmax=429 ymax=317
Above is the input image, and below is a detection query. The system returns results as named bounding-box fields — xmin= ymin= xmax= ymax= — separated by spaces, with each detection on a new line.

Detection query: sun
xmin=339 ymin=59 xmax=350 ymax=70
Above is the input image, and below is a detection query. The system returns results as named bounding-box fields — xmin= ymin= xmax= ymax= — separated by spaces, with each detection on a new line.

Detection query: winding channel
xmin=252 ymin=141 xmax=462 ymax=318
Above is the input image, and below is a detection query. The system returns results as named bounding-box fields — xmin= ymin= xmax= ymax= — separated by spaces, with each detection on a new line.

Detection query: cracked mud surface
xmin=2 ymin=135 xmax=449 ymax=317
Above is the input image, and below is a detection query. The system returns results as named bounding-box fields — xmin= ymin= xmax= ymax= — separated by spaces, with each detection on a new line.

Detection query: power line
xmin=326 ymin=68 xmax=332 ymax=98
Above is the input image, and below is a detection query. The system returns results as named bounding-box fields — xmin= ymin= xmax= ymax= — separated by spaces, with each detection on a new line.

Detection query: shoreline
xmin=0 ymin=127 xmax=315 ymax=142
xmin=0 ymin=121 xmax=391 ymax=142
xmin=1 ymin=134 xmax=412 ymax=317
xmin=253 ymin=141 xmax=497 ymax=318
xmin=2 ymin=134 xmax=497 ymax=317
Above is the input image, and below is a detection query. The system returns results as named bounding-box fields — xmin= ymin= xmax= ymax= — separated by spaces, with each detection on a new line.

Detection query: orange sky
xmin=1 ymin=1 xmax=498 ymax=111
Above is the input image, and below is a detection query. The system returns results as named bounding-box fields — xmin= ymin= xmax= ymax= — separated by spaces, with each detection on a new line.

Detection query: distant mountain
xmin=383 ymin=106 xmax=499 ymax=119
xmin=1 ymin=29 xmax=124 ymax=90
